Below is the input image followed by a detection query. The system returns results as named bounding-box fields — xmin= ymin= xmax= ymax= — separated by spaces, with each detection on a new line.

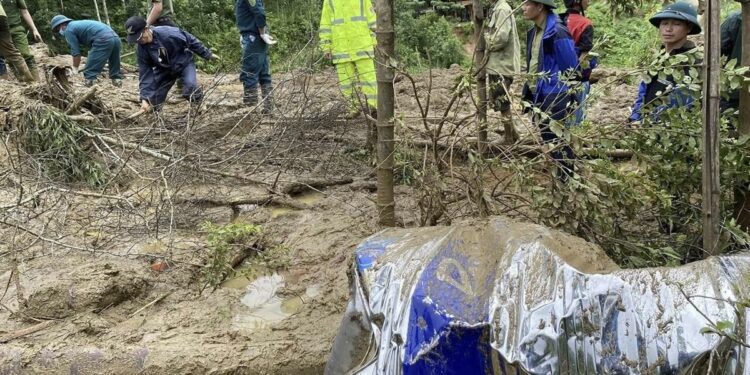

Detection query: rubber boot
xmin=8 ymin=62 xmax=34 ymax=83
xmin=243 ymin=86 xmax=258 ymax=107
xmin=260 ymin=83 xmax=274 ymax=115
xmin=28 ymin=66 xmax=40 ymax=82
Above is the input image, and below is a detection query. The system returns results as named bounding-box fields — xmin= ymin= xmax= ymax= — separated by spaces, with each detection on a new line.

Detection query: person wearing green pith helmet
xmin=51 ymin=15 xmax=123 ymax=87
xmin=628 ymin=1 xmax=702 ymax=124
xmin=0 ymin=3 xmax=33 ymax=82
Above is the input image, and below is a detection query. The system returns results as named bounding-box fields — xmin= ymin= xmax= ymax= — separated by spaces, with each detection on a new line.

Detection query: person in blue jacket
xmin=521 ymin=0 xmax=579 ymax=179
xmin=124 ymin=16 xmax=220 ymax=112
xmin=236 ymin=0 xmax=274 ymax=113
xmin=628 ymin=1 xmax=701 ymax=124
xmin=50 ymin=15 xmax=123 ymax=87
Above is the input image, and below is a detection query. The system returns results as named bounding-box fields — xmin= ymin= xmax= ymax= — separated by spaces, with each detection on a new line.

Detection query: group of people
xmin=0 ymin=1 xmax=744 ymax=132
xmin=0 ymin=0 xmax=379 ymax=117
xmin=485 ymin=0 xmax=743 ymax=178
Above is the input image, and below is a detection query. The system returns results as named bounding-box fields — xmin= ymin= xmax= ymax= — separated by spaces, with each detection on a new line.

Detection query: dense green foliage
xmin=20 ymin=103 xmax=108 ymax=186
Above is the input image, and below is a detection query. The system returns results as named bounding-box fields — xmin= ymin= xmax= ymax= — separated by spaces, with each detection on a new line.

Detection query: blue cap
xmin=649 ymin=1 xmax=702 ymax=35
xmin=50 ymin=15 xmax=73 ymax=31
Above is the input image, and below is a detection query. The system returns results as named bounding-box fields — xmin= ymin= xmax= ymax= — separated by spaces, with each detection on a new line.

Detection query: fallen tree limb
xmin=0 ymin=320 xmax=55 ymax=343
xmin=128 ymin=292 xmax=171 ymax=318
xmin=92 ymin=133 xmax=271 ymax=187
xmin=65 ymin=86 xmax=98 ymax=115
xmin=403 ymin=138 xmax=633 ymax=159
xmin=174 ymin=194 xmax=309 ymax=210
xmin=281 ymin=177 xmax=354 ymax=195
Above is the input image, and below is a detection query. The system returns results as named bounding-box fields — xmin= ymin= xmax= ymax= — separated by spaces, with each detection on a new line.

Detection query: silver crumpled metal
xmin=325 ymin=217 xmax=750 ymax=375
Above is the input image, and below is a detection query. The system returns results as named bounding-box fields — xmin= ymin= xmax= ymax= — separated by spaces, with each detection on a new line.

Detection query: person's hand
xmin=32 ymin=31 xmax=43 ymax=43
xmin=141 ymin=100 xmax=151 ymax=112
xmin=210 ymin=53 xmax=221 ymax=61
xmin=324 ymin=52 xmax=332 ymax=60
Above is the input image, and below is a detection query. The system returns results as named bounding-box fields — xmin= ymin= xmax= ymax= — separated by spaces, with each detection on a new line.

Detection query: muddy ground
xmin=0 ymin=46 xmax=638 ymax=374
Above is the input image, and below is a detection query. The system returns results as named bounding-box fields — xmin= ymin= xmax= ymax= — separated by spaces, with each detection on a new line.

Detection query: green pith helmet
xmin=649 ymin=1 xmax=702 ymax=35
xmin=525 ymin=0 xmax=557 ymax=9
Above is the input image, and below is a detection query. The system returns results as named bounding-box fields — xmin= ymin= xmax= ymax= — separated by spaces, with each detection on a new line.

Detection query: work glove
xmin=260 ymin=33 xmax=277 ymax=45
xmin=210 ymin=53 xmax=221 ymax=61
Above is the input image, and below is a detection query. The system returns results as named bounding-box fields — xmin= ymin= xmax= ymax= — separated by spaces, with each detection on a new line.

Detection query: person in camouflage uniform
xmin=0 ymin=3 xmax=33 ymax=82
xmin=147 ymin=0 xmax=176 ymax=27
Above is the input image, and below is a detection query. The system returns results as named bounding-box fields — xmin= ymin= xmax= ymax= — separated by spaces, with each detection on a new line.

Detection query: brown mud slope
xmin=1 ymin=46 xmax=638 ymax=374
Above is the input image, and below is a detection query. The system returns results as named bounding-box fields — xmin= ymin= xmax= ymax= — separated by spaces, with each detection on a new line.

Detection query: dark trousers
xmin=150 ymin=61 xmax=202 ymax=108
xmin=533 ymin=92 xmax=575 ymax=179
xmin=240 ymin=33 xmax=271 ymax=89
xmin=488 ymin=75 xmax=513 ymax=112
xmin=84 ymin=35 xmax=122 ymax=81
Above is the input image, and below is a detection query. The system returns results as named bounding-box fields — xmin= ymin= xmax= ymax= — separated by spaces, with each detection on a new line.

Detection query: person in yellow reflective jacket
xmin=319 ymin=0 xmax=377 ymax=118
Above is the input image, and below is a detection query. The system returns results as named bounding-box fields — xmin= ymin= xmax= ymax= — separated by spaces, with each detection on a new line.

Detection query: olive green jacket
xmin=485 ymin=0 xmax=520 ymax=76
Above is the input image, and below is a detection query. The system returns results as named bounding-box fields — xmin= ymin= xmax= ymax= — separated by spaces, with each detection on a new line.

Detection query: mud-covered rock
xmin=20 ymin=260 xmax=151 ymax=319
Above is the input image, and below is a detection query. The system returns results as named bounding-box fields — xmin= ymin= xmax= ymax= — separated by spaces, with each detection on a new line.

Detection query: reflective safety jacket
xmin=318 ymin=0 xmax=376 ymax=64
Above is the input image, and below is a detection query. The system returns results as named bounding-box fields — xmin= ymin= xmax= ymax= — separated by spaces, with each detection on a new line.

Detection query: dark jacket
xmin=629 ymin=41 xmax=700 ymax=122
xmin=720 ymin=11 xmax=742 ymax=106
xmin=522 ymin=12 xmax=579 ymax=105
xmin=137 ymin=26 xmax=212 ymax=102
xmin=560 ymin=10 xmax=597 ymax=81
xmin=235 ymin=0 xmax=266 ymax=36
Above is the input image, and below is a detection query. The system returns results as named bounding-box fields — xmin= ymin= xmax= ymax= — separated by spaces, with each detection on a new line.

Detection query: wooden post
xmin=374 ymin=0 xmax=396 ymax=227
xmin=472 ymin=0 xmax=490 ymax=217
xmin=93 ymin=0 xmax=102 ymax=22
xmin=734 ymin=0 xmax=750 ymax=230
xmin=702 ymin=0 xmax=721 ymax=256
xmin=101 ymin=0 xmax=111 ymax=25
xmin=473 ymin=0 xmax=488 ymax=154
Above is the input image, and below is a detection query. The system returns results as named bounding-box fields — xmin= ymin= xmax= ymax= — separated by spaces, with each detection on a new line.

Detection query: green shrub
xmin=201 ymin=222 xmax=262 ymax=290
xmin=396 ymin=1 xmax=466 ymax=71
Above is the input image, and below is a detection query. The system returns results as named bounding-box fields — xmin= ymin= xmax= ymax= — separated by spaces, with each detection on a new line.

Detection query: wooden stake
xmin=702 ymin=0 xmax=722 ymax=256
xmin=734 ymin=0 xmax=750 ymax=230
xmin=374 ymin=0 xmax=396 ymax=227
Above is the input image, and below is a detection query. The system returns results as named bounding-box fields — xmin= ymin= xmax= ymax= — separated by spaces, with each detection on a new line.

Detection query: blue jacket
xmin=235 ymin=0 xmax=266 ymax=36
xmin=628 ymin=41 xmax=699 ymax=122
xmin=62 ymin=20 xmax=118 ymax=57
xmin=137 ymin=26 xmax=213 ymax=102
xmin=522 ymin=13 xmax=579 ymax=104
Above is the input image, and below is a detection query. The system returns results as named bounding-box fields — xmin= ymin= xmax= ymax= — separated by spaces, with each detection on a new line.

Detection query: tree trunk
xmin=374 ymin=0 xmax=396 ymax=227
xmin=93 ymin=0 xmax=102 ymax=22
xmin=702 ymin=0 xmax=721 ymax=256
xmin=735 ymin=1 xmax=750 ymax=231
xmin=473 ymin=0 xmax=488 ymax=155
xmin=472 ymin=0 xmax=489 ymax=217
xmin=101 ymin=0 xmax=111 ymax=25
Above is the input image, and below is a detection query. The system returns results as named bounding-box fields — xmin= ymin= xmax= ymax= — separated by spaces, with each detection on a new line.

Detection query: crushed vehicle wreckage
xmin=326 ymin=217 xmax=750 ymax=374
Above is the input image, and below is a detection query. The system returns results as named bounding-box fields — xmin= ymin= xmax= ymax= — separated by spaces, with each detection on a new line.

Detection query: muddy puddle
xmin=228 ymin=272 xmax=321 ymax=332
xmin=271 ymin=191 xmax=325 ymax=218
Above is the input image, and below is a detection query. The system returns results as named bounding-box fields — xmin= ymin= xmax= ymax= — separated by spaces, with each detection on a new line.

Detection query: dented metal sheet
xmin=326 ymin=217 xmax=750 ymax=375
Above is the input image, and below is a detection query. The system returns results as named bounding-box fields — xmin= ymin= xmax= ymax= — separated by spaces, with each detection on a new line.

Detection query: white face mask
xmin=58 ymin=29 xmax=65 ymax=36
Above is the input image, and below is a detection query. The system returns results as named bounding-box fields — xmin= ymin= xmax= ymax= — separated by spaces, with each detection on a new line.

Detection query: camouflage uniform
xmin=0 ymin=3 xmax=33 ymax=82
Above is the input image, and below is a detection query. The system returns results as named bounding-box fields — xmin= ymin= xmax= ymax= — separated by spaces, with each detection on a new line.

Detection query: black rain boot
xmin=260 ymin=83 xmax=274 ymax=115
xmin=243 ymin=85 xmax=258 ymax=107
